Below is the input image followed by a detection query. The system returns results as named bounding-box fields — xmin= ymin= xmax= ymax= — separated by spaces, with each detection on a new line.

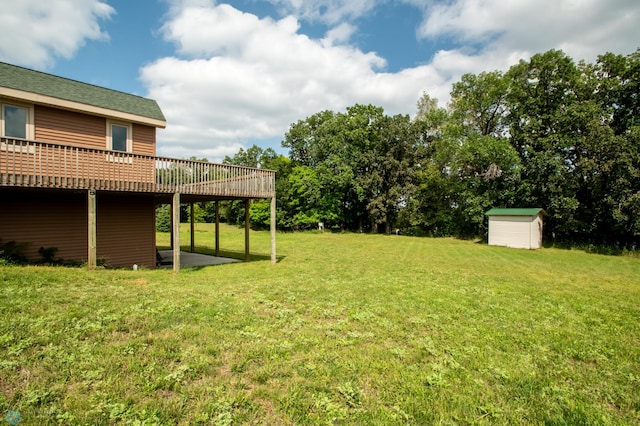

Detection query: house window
xmin=107 ymin=120 xmax=132 ymax=152
xmin=1 ymin=101 xmax=34 ymax=139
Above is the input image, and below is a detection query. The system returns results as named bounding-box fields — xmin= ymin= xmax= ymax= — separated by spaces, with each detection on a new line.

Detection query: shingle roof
xmin=485 ymin=208 xmax=547 ymax=216
xmin=0 ymin=62 xmax=165 ymax=124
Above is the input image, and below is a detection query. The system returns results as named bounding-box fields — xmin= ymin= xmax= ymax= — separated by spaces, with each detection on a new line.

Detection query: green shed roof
xmin=0 ymin=62 xmax=165 ymax=125
xmin=485 ymin=208 xmax=547 ymax=216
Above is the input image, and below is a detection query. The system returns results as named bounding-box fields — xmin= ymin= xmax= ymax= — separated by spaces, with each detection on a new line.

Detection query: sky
xmin=1 ymin=0 xmax=638 ymax=162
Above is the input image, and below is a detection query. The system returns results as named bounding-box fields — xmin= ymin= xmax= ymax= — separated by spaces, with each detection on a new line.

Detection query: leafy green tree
xmin=449 ymin=71 xmax=509 ymax=137
xmin=415 ymin=92 xmax=440 ymax=121
xmin=222 ymin=145 xmax=292 ymax=229
xmin=501 ymin=49 xmax=640 ymax=246
xmin=339 ymin=104 xmax=386 ymax=231
xmin=266 ymin=48 xmax=640 ymax=247
xmin=441 ymin=71 xmax=519 ymax=236
xmin=248 ymin=199 xmax=271 ymax=230
xmin=505 ymin=50 xmax=584 ymax=239
xmin=594 ymin=49 xmax=640 ymax=135
xmin=608 ymin=127 xmax=640 ymax=242
xmin=282 ymin=110 xmax=337 ymax=167
xmin=282 ymin=107 xmax=369 ymax=230
xmin=286 ymin=165 xmax=325 ymax=229
xmin=155 ymin=205 xmax=171 ymax=232
xmin=400 ymin=94 xmax=453 ymax=235
xmin=365 ymin=113 xmax=419 ymax=233
xmin=583 ymin=50 xmax=640 ymax=246
xmin=186 ymin=203 xmax=207 ymax=223
xmin=451 ymin=133 xmax=521 ymax=236
xmin=223 ymin=145 xmax=278 ymax=169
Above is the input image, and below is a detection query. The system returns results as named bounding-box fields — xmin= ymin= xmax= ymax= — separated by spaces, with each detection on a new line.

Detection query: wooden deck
xmin=0 ymin=138 xmax=275 ymax=198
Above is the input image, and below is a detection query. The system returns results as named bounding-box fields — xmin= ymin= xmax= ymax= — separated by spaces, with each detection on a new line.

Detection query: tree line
xmin=184 ymin=48 xmax=640 ymax=248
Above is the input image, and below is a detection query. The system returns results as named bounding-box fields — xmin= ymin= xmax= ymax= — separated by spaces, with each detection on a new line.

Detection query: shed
xmin=485 ymin=208 xmax=547 ymax=249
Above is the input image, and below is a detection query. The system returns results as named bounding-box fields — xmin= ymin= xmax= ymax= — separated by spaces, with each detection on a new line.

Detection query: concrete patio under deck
xmin=157 ymin=250 xmax=240 ymax=268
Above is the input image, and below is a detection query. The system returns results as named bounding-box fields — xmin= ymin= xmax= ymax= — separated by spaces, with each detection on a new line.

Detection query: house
xmin=0 ymin=62 xmax=276 ymax=271
xmin=485 ymin=208 xmax=547 ymax=249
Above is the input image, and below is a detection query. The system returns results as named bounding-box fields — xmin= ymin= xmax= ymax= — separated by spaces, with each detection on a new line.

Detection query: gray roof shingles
xmin=0 ymin=62 xmax=165 ymax=123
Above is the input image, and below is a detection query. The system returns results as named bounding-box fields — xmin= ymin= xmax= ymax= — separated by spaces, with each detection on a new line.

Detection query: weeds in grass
xmin=1 ymin=225 xmax=639 ymax=424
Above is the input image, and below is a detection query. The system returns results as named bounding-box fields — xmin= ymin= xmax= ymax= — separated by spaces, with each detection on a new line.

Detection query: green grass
xmin=155 ymin=222 xmax=270 ymax=261
xmin=1 ymin=224 xmax=639 ymax=425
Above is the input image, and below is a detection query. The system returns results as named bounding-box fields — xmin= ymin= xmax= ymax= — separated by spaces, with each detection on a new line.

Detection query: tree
xmin=282 ymin=110 xmax=337 ymax=167
xmin=449 ymin=71 xmax=509 ymax=137
xmin=282 ymin=106 xmax=373 ymax=230
xmin=365 ymin=113 xmax=419 ymax=233
xmin=505 ymin=50 xmax=584 ymax=240
xmin=223 ymin=145 xmax=278 ymax=169
xmin=187 ymin=203 xmax=207 ymax=223
xmin=222 ymin=145 xmax=292 ymax=229
xmin=339 ymin=104 xmax=386 ymax=231
xmin=221 ymin=47 xmax=640 ymax=247
xmin=401 ymin=94 xmax=453 ymax=235
xmin=594 ymin=49 xmax=640 ymax=135
xmin=155 ymin=205 xmax=171 ymax=232
xmin=450 ymin=133 xmax=521 ymax=236
xmin=500 ymin=48 xmax=640 ymax=247
xmin=286 ymin=165 xmax=326 ymax=229
xmin=415 ymin=92 xmax=440 ymax=121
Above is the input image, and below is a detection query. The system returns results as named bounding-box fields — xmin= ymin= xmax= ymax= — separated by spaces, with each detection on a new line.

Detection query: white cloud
xmin=265 ymin=0 xmax=379 ymax=25
xmin=143 ymin=2 xmax=430 ymax=161
xmin=1 ymin=0 xmax=636 ymax=163
xmin=144 ymin=0 xmax=639 ymax=161
xmin=418 ymin=0 xmax=640 ymax=65
xmin=0 ymin=0 xmax=114 ymax=69
xmin=322 ymin=22 xmax=357 ymax=46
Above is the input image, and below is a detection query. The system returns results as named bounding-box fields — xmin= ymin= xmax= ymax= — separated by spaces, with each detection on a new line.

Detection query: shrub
xmin=156 ymin=205 xmax=171 ymax=233
xmin=0 ymin=239 xmax=30 ymax=264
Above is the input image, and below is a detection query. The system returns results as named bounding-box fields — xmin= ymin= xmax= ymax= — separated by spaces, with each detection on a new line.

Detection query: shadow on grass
xmin=156 ymin=244 xmax=285 ymax=264
xmin=542 ymin=240 xmax=639 ymax=257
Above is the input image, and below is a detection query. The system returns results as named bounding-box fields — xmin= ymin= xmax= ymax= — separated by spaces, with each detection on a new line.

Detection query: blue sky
xmin=51 ymin=0 xmax=433 ymax=93
xmin=1 ymin=0 xmax=639 ymax=161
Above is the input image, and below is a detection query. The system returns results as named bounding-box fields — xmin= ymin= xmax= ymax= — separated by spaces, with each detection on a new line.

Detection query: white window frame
xmin=106 ymin=120 xmax=132 ymax=152
xmin=0 ymin=100 xmax=34 ymax=140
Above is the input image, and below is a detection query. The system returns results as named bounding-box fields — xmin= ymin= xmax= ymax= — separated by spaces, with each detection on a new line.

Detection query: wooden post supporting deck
xmin=172 ymin=193 xmax=181 ymax=273
xmin=215 ymin=201 xmax=220 ymax=257
xmin=245 ymin=199 xmax=250 ymax=261
xmin=190 ymin=202 xmax=195 ymax=253
xmin=270 ymin=196 xmax=276 ymax=265
xmin=87 ymin=190 xmax=97 ymax=269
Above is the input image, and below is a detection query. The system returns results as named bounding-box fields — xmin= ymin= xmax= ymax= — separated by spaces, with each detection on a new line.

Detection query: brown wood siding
xmin=96 ymin=193 xmax=156 ymax=267
xmin=132 ymin=124 xmax=156 ymax=156
xmin=0 ymin=189 xmax=156 ymax=267
xmin=35 ymin=106 xmax=157 ymax=157
xmin=34 ymin=105 xmax=105 ymax=149
xmin=0 ymin=189 xmax=88 ymax=262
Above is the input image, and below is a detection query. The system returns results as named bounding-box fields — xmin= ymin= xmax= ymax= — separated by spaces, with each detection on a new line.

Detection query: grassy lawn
xmin=1 ymin=224 xmax=639 ymax=425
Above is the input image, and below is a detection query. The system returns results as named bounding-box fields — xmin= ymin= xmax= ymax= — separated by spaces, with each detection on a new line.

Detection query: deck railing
xmin=0 ymin=138 xmax=275 ymax=198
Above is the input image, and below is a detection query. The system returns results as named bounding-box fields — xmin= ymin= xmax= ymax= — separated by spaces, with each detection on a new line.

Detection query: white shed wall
xmin=488 ymin=215 xmax=543 ymax=249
